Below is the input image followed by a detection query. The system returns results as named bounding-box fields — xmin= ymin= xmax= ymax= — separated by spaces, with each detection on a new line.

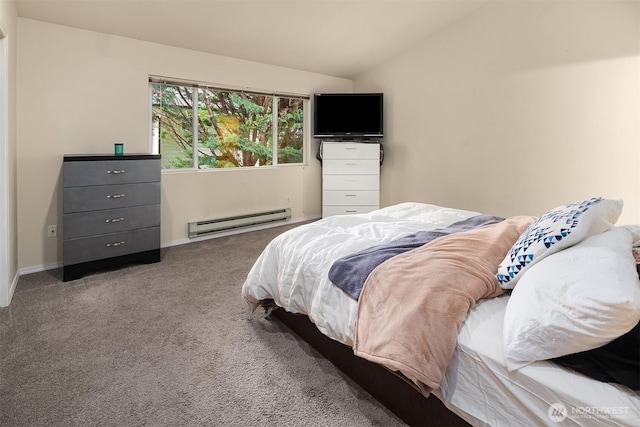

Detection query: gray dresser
xmin=63 ymin=154 xmax=161 ymax=281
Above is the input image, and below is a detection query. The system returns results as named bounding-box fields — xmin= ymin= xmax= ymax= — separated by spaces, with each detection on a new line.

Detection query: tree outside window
xmin=151 ymin=82 xmax=305 ymax=169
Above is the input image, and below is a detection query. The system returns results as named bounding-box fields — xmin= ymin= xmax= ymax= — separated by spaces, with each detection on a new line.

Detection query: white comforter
xmin=241 ymin=202 xmax=479 ymax=345
xmin=242 ymin=202 xmax=640 ymax=426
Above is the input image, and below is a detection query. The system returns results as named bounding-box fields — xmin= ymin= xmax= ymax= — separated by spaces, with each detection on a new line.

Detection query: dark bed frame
xmin=272 ymin=308 xmax=471 ymax=426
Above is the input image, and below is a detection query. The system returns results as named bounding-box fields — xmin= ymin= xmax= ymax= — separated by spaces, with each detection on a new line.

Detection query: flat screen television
xmin=313 ymin=93 xmax=383 ymax=139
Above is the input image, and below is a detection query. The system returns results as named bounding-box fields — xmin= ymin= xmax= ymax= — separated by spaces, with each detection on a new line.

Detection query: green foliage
xmin=170 ymin=149 xmax=194 ymax=169
xmin=198 ymin=153 xmax=219 ymax=169
xmin=278 ymin=146 xmax=303 ymax=164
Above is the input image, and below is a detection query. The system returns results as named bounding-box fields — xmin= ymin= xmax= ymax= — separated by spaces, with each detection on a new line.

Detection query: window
xmin=150 ymin=78 xmax=306 ymax=170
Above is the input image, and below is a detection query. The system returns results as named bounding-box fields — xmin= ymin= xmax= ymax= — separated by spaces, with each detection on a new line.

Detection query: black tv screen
xmin=313 ymin=93 xmax=383 ymax=139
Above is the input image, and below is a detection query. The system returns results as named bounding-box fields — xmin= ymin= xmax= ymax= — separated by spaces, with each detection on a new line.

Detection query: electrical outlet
xmin=47 ymin=225 xmax=57 ymax=238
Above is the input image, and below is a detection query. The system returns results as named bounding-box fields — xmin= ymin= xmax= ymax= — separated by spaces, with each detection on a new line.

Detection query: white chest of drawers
xmin=62 ymin=154 xmax=161 ymax=281
xmin=322 ymin=141 xmax=380 ymax=217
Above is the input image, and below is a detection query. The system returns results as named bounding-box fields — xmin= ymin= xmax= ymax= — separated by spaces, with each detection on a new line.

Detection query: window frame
xmin=149 ymin=76 xmax=309 ymax=171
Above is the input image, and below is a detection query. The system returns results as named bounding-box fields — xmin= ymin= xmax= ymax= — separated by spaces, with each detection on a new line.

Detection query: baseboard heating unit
xmin=188 ymin=208 xmax=291 ymax=238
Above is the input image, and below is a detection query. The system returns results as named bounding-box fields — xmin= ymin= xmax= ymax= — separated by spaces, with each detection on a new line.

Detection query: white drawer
xmin=323 ymin=174 xmax=379 ymax=191
xmin=322 ymin=142 xmax=379 ymax=160
xmin=322 ymin=205 xmax=378 ymax=217
xmin=323 ymin=190 xmax=379 ymax=206
xmin=322 ymin=159 xmax=379 ymax=175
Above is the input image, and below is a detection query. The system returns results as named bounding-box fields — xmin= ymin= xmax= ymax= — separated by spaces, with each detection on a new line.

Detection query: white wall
xmin=355 ymin=1 xmax=640 ymax=223
xmin=16 ymin=18 xmax=351 ymax=271
xmin=16 ymin=1 xmax=640 ymax=272
xmin=0 ymin=0 xmax=17 ymax=306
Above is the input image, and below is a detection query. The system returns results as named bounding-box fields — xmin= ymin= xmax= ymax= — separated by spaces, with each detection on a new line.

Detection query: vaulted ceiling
xmin=16 ymin=0 xmax=487 ymax=79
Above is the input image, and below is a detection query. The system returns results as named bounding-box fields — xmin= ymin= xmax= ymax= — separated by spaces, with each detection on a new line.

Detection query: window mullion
xmin=192 ymin=88 xmax=198 ymax=168
xmin=272 ymin=97 xmax=278 ymax=166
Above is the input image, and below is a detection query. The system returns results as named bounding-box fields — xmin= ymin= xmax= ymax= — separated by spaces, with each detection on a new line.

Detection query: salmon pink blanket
xmin=353 ymin=215 xmax=535 ymax=396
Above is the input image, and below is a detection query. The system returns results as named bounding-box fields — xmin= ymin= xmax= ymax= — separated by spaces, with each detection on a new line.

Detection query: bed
xmin=241 ymin=201 xmax=640 ymax=426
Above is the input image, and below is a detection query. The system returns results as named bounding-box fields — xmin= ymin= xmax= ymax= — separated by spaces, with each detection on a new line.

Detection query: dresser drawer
xmin=323 ymin=174 xmax=379 ymax=191
xmin=63 ymin=205 xmax=160 ymax=239
xmin=323 ymin=190 xmax=379 ymax=206
xmin=322 ymin=205 xmax=378 ymax=217
xmin=323 ymin=143 xmax=380 ymax=160
xmin=64 ymin=159 xmax=160 ymax=187
xmin=64 ymin=182 xmax=161 ymax=213
xmin=322 ymin=159 xmax=379 ymax=175
xmin=63 ymin=227 xmax=160 ymax=265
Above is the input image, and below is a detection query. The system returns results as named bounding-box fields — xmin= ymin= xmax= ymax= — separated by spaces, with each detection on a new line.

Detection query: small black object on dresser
xmin=62 ymin=154 xmax=161 ymax=281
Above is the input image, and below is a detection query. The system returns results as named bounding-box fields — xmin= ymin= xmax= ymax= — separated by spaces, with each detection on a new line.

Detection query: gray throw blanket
xmin=328 ymin=214 xmax=505 ymax=300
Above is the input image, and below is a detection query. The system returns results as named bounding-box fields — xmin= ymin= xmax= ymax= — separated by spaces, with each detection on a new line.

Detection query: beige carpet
xmin=0 ymin=223 xmax=405 ymax=426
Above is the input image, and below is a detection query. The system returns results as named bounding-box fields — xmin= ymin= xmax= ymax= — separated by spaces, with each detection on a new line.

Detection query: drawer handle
xmin=106 ymin=241 xmax=125 ymax=247
xmin=105 ymin=217 xmax=125 ymax=223
xmin=345 ymin=210 xmax=358 ymax=213
xmin=345 ymin=163 xmax=357 ymax=166
xmin=106 ymin=194 xmax=125 ymax=199
xmin=345 ymin=147 xmax=357 ymax=150
xmin=345 ymin=194 xmax=357 ymax=197
xmin=107 ymin=170 xmax=125 ymax=174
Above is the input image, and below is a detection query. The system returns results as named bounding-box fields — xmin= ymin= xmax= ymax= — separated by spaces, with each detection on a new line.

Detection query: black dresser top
xmin=64 ymin=154 xmax=161 ymax=162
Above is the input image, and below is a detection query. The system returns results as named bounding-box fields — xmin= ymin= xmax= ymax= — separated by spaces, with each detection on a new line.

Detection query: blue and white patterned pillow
xmin=496 ymin=197 xmax=623 ymax=289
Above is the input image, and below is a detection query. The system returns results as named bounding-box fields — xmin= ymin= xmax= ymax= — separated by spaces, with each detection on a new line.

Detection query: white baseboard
xmin=0 ymin=271 xmax=19 ymax=307
xmin=19 ymin=262 xmax=61 ymax=276
xmin=0 ymin=270 xmax=19 ymax=307
xmin=8 ymin=270 xmax=18 ymax=302
xmin=19 ymin=215 xmax=320 ymax=275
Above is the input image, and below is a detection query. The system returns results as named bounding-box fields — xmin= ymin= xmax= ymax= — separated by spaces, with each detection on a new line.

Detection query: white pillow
xmin=496 ymin=197 xmax=623 ymax=289
xmin=502 ymin=227 xmax=640 ymax=371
